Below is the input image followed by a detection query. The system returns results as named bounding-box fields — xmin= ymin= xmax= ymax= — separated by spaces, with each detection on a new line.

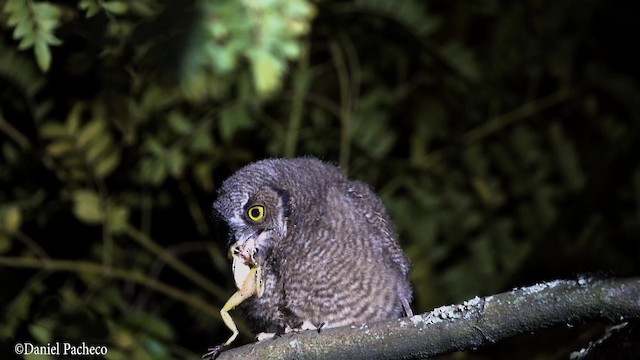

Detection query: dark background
xmin=1 ymin=0 xmax=639 ymax=359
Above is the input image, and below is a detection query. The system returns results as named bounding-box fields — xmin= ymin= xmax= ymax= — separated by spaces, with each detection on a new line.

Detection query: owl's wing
xmin=343 ymin=181 xmax=415 ymax=311
xmin=341 ymin=180 xmax=411 ymax=276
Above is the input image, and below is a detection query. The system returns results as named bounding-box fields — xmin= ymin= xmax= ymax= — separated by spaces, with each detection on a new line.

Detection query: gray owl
xmin=212 ymin=157 xmax=412 ymax=346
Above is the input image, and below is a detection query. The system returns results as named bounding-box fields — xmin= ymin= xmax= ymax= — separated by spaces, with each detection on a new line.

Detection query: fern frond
xmin=3 ymin=0 xmax=63 ymax=71
xmin=78 ymin=0 xmax=129 ymax=18
xmin=180 ymin=0 xmax=316 ymax=100
xmin=0 ymin=38 xmax=51 ymax=122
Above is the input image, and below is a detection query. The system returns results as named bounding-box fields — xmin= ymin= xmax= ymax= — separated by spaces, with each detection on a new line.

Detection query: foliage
xmin=3 ymin=0 xmax=62 ymax=71
xmin=181 ymin=0 xmax=315 ymax=100
xmin=1 ymin=0 xmax=639 ymax=359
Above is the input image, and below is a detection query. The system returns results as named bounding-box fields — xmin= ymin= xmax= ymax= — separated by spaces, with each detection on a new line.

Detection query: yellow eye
xmin=247 ymin=205 xmax=265 ymax=222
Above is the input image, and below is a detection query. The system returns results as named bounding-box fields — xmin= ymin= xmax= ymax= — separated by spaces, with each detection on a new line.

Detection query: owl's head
xmin=214 ymin=157 xmax=343 ymax=257
xmin=213 ymin=159 xmax=298 ymax=258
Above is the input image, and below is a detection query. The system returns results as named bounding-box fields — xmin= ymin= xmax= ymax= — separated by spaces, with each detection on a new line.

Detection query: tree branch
xmin=125 ymin=226 xmax=228 ymax=301
xmin=0 ymin=255 xmax=222 ymax=321
xmin=216 ymin=277 xmax=640 ymax=360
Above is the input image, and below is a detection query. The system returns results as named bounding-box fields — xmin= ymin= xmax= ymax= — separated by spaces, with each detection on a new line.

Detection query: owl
xmin=212 ymin=157 xmax=412 ymax=347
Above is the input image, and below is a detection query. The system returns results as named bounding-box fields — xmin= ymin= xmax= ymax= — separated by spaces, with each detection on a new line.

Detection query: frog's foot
xmin=201 ymin=344 xmax=225 ymax=360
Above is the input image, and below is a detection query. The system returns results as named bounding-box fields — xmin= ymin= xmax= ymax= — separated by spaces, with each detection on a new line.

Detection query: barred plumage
xmin=213 ymin=157 xmax=412 ymax=340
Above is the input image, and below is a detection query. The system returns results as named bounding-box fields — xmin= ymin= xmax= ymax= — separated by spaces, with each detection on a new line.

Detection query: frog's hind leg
xmin=220 ymin=267 xmax=259 ymax=345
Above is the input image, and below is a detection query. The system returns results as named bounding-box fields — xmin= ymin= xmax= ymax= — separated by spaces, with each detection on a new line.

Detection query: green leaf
xmin=65 ymin=104 xmax=83 ymax=134
xmin=17 ymin=33 xmax=35 ymax=50
xmin=107 ymin=204 xmax=129 ymax=234
xmin=45 ymin=139 xmax=73 ymax=156
xmin=0 ymin=281 xmax=43 ymax=338
xmin=78 ymin=0 xmax=101 ymax=18
xmin=94 ymin=150 xmax=120 ymax=178
xmin=193 ymin=162 xmax=213 ymax=192
xmin=5 ymin=1 xmax=64 ymax=72
xmin=207 ymin=43 xmax=238 ymax=74
xmin=145 ymin=138 xmax=165 ymax=156
xmin=6 ymin=0 xmax=29 ymax=27
xmin=32 ymin=2 xmax=60 ymax=20
xmin=34 ymin=39 xmax=52 ymax=71
xmin=58 ymin=287 xmax=79 ymax=307
xmin=180 ymin=72 xmax=209 ymax=102
xmin=102 ymin=1 xmax=128 ymax=15
xmin=219 ymin=105 xmax=254 ymax=141
xmin=0 ymin=236 xmax=12 ymax=254
xmin=353 ymin=113 xmax=397 ymax=159
xmin=441 ymin=43 xmax=480 ymax=81
xmin=167 ymin=111 xmax=192 ymax=135
xmin=43 ymin=32 xmax=62 ymax=46
xmin=72 ymin=189 xmax=103 ymax=224
xmin=191 ymin=130 xmax=213 ymax=151
xmin=90 ymin=285 xmax=125 ymax=315
xmin=40 ymin=122 xmax=67 ymax=138
xmin=2 ymin=143 xmax=20 ymax=165
xmin=249 ymin=50 xmax=284 ymax=96
xmin=2 ymin=205 xmax=22 ymax=234
xmin=165 ymin=149 xmax=185 ymax=178
xmin=13 ymin=20 xmax=31 ymax=39
xmin=140 ymin=158 xmax=167 ymax=186
xmin=130 ymin=0 xmax=158 ymax=17
xmin=85 ymin=135 xmax=113 ymax=163
xmin=281 ymin=41 xmax=300 ymax=58
xmin=29 ymin=318 xmax=55 ymax=343
xmin=77 ymin=119 xmax=106 ymax=149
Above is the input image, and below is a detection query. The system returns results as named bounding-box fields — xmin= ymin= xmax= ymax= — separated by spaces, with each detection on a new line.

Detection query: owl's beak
xmin=228 ymin=229 xmax=264 ymax=260
xmin=236 ymin=229 xmax=262 ymax=246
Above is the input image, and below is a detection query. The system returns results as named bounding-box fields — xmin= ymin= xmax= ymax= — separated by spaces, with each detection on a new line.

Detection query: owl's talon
xmin=316 ymin=322 xmax=328 ymax=333
xmin=300 ymin=320 xmax=320 ymax=331
xmin=256 ymin=332 xmax=276 ymax=341
xmin=282 ymin=320 xmax=320 ymax=334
